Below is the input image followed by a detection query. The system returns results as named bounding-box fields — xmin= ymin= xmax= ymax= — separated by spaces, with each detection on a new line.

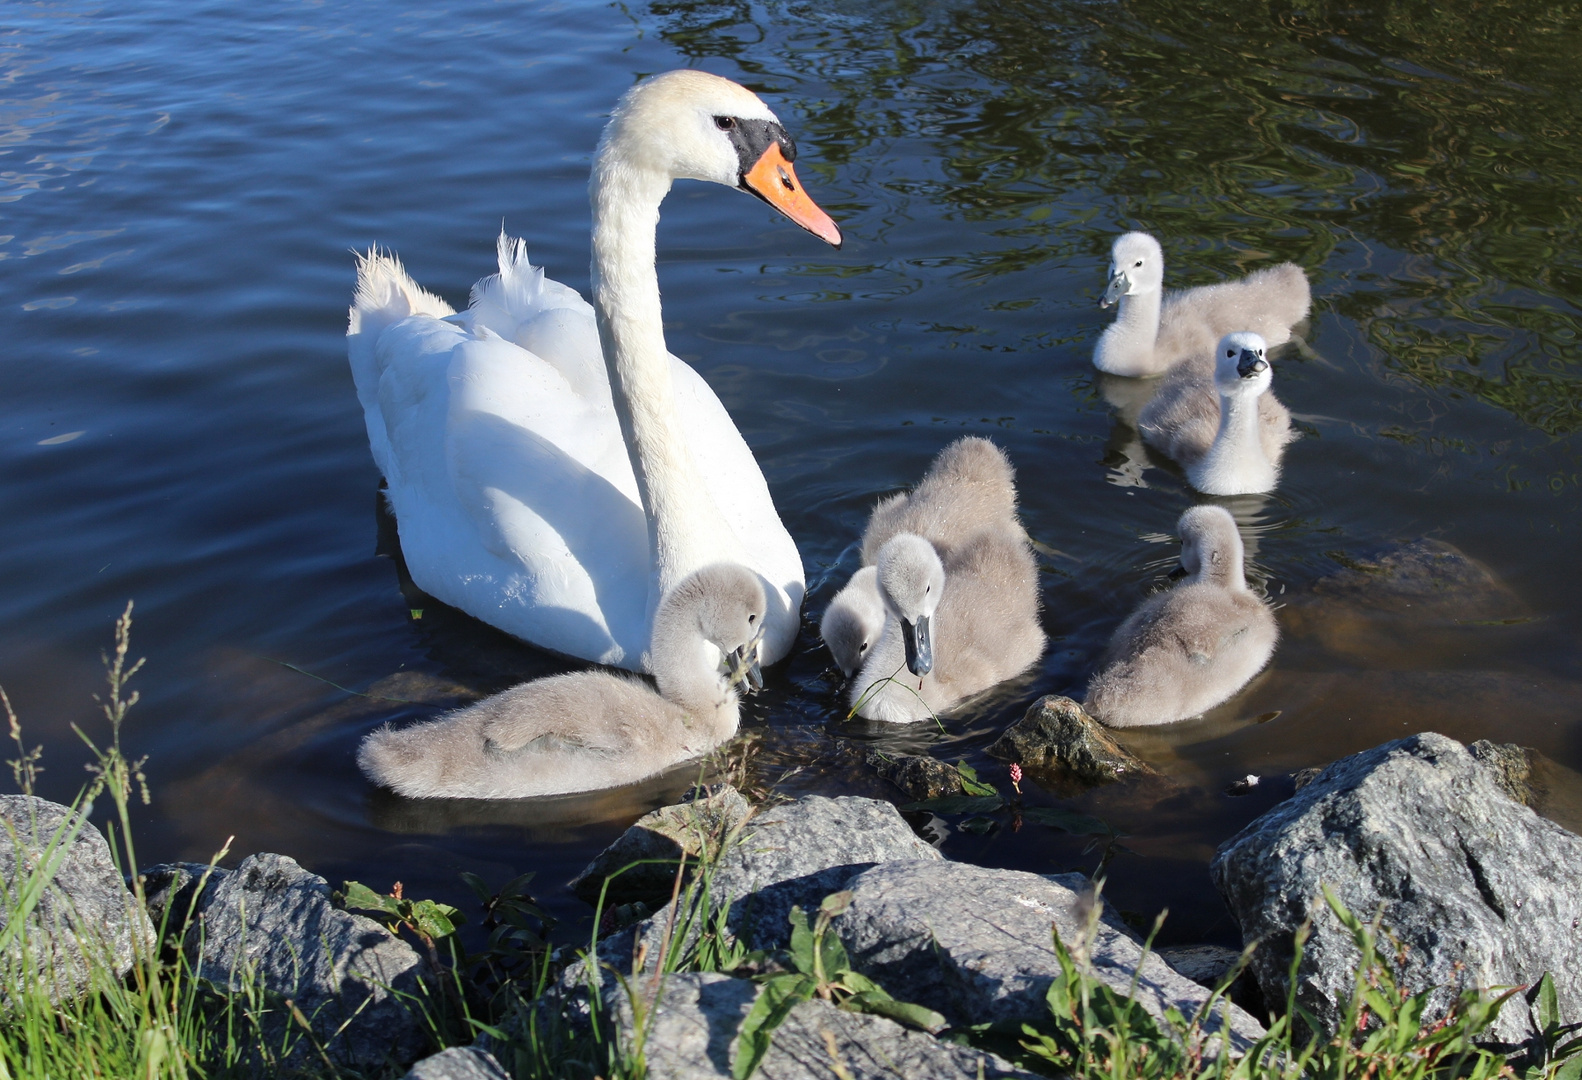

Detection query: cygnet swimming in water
xmin=1085 ymin=505 xmax=1277 ymax=727
xmin=1137 ymin=331 xmax=1296 ymax=496
xmin=820 ymin=437 xmax=1024 ymax=676
xmin=819 ymin=566 xmax=883 ymax=678
xmin=1093 ymin=231 xmax=1311 ymax=378
xmin=848 ymin=530 xmax=1045 ymax=723
xmin=357 ymin=563 xmax=766 ymax=799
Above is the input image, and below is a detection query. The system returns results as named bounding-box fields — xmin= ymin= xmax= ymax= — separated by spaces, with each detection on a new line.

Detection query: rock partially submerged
xmin=599 ymin=971 xmax=1036 ymax=1080
xmin=1212 ymin=732 xmax=1582 ymax=1048
xmin=866 ymin=750 xmax=964 ymax=800
xmin=0 ymin=796 xmax=155 ymax=1007
xmin=571 ymin=786 xmax=753 ymax=907
xmin=401 ymin=1046 xmax=510 ymax=1080
xmin=987 ymin=696 xmax=1151 ymax=784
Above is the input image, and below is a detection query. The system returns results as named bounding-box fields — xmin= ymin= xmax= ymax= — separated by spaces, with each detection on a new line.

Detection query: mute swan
xmin=820 ymin=437 xmax=1024 ymax=677
xmin=1085 ymin=505 xmax=1277 ymax=727
xmin=357 ymin=563 xmax=765 ymax=799
xmin=346 ymin=70 xmax=842 ymax=673
xmin=1137 ymin=331 xmax=1296 ymax=496
xmin=1094 ymin=232 xmax=1311 ymax=378
xmin=848 ymin=531 xmax=1045 ymax=724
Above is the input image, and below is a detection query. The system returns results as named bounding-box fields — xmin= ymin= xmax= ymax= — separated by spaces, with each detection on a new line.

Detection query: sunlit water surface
xmin=3 ymin=0 xmax=1580 ymax=946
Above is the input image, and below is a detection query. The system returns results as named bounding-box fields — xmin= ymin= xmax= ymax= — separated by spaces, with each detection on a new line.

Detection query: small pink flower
xmin=1009 ymin=763 xmax=1023 ymax=794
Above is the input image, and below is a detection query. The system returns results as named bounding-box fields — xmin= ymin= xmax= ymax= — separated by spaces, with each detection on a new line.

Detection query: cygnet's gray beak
xmin=725 ymin=629 xmax=766 ymax=694
xmin=1100 ymin=269 xmax=1130 ymax=309
xmin=1237 ymin=349 xmax=1268 ymax=379
xmin=901 ymin=615 xmax=933 ymax=677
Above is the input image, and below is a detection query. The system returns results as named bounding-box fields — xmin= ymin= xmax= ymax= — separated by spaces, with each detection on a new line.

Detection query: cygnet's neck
xmin=1192 ymin=388 xmax=1275 ymax=496
xmin=589 ymin=150 xmax=751 ymax=649
xmin=1190 ymin=529 xmax=1248 ymax=590
xmin=1097 ymin=289 xmax=1163 ymax=375
xmin=649 ymin=605 xmax=742 ymax=741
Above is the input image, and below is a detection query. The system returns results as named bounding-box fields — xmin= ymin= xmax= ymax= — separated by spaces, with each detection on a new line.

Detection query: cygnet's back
xmin=1085 ymin=505 xmax=1277 ymax=727
xmin=850 ymin=530 xmax=1044 ymax=723
xmin=1093 ymin=231 xmax=1311 ymax=378
xmin=357 ymin=563 xmax=765 ymax=799
xmin=860 ymin=436 xmax=1022 ymax=564
xmin=1137 ymin=331 xmax=1296 ymax=495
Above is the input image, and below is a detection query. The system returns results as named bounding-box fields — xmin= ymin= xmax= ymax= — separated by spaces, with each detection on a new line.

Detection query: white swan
xmin=819 ymin=437 xmax=1024 ymax=676
xmin=1094 ymin=231 xmax=1311 ymax=377
xmin=346 ymin=70 xmax=842 ymax=672
xmin=1137 ymin=331 xmax=1296 ymax=495
xmin=1085 ymin=506 xmax=1277 ymax=727
xmin=848 ymin=531 xmax=1045 ymax=724
xmin=357 ymin=563 xmax=765 ymax=799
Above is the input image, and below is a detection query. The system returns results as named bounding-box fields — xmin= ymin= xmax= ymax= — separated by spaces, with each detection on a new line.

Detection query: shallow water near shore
xmin=2 ymin=0 xmax=1580 ymax=948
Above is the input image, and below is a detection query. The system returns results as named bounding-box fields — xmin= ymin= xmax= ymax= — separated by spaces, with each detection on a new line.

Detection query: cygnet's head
xmin=596 ymin=70 xmax=841 ymax=246
xmin=1212 ymin=331 xmax=1273 ymax=399
xmin=875 ymin=533 xmax=945 ymax=676
xmin=819 ymin=566 xmax=882 ymax=678
xmin=1175 ymin=505 xmax=1246 ymax=586
xmin=1101 ymin=231 xmax=1165 ymax=308
xmin=653 ymin=562 xmax=768 ymax=694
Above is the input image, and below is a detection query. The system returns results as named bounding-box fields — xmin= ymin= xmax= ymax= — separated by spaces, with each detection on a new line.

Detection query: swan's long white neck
xmin=590 ymin=152 xmax=750 ymax=659
xmin=1192 ymin=390 xmax=1276 ymax=496
xmin=1097 ymin=289 xmax=1163 ymax=376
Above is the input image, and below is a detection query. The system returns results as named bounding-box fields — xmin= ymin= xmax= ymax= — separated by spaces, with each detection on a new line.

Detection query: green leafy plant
xmin=732 ymin=890 xmax=945 ymax=1080
xmin=1520 ymin=972 xmax=1582 ymax=1080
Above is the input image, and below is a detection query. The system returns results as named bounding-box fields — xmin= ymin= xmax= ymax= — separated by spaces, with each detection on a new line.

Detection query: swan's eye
xmin=748 ymin=612 xmax=756 ymax=623
xmin=859 ymin=642 xmax=868 ymax=653
xmin=1133 ymin=259 xmax=1143 ymax=267
xmin=1226 ymin=349 xmax=1235 ymax=357
xmin=714 ymin=116 xmax=736 ymax=130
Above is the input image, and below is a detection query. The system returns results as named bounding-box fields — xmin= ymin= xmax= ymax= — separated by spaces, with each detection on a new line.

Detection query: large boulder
xmin=598 ymin=971 xmax=1036 ymax=1080
xmin=987 ymin=696 xmax=1151 ymax=785
xmin=0 ymin=796 xmax=154 ymax=1006
xmin=1211 ymin=733 xmax=1582 ymax=1047
xmin=402 ymin=1046 xmax=510 ymax=1080
xmin=831 ymin=861 xmax=1265 ymax=1052
xmin=186 ymin=852 xmax=432 ymax=1070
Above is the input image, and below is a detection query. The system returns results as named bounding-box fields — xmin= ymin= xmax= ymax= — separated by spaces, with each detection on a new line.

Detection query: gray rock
xmin=588 ymin=795 xmax=941 ymax=978
xmin=1211 ymin=732 xmax=1582 ymax=1048
xmin=402 ymin=1046 xmax=509 ymax=1080
xmin=600 ymin=971 xmax=1037 ymax=1079
xmin=571 ymin=786 xmax=753 ymax=907
xmin=188 ymin=852 xmax=431 ymax=1070
xmin=1308 ymin=539 xmax=1520 ymax=618
xmin=866 ymin=751 xmax=964 ymax=800
xmin=0 ymin=795 xmax=154 ymax=1006
xmin=1468 ymin=740 xmax=1535 ymax=806
xmin=1155 ymin=945 xmax=1244 ymax=988
xmin=832 ymin=860 xmax=1265 ymax=1051
xmin=141 ymin=861 xmax=230 ymax=941
xmin=987 ymin=696 xmax=1151 ymax=784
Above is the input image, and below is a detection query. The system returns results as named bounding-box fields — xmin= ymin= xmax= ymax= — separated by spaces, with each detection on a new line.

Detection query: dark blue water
xmin=3 ymin=0 xmax=1579 ymax=946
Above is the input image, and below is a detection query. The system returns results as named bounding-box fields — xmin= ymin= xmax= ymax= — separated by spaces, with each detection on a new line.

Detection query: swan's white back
xmin=347 ymin=235 xmax=803 ymax=670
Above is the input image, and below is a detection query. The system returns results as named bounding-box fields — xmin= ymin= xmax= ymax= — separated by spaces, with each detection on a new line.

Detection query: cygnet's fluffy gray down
xmin=849 ymin=530 xmax=1045 ymax=723
xmin=1085 ymin=505 xmax=1277 ymax=727
xmin=821 ymin=437 xmax=1023 ymax=676
xmin=357 ymin=564 xmax=765 ymax=799
xmin=859 ymin=436 xmax=1022 ymax=564
xmin=1094 ymin=231 xmax=1311 ymax=378
xmin=1137 ymin=330 xmax=1297 ymax=496
xmin=819 ymin=566 xmax=883 ymax=678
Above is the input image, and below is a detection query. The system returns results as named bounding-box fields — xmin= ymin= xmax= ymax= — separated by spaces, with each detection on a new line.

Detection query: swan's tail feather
xmin=464 ymin=230 xmax=547 ymax=338
xmin=347 ymin=247 xmax=456 ymax=338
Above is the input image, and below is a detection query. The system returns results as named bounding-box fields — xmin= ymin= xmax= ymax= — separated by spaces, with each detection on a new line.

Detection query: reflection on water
xmin=0 ymin=0 xmax=1578 ymax=946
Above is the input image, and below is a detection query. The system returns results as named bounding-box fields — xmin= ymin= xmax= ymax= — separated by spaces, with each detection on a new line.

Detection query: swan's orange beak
xmin=743 ymin=143 xmax=843 ymax=248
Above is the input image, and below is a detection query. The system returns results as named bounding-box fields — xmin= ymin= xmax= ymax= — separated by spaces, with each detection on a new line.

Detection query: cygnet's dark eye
xmin=714 ymin=115 xmax=735 ymax=130
xmin=859 ymin=642 xmax=868 ymax=653
xmin=1134 ymin=259 xmax=1143 ymax=267
xmin=748 ymin=612 xmax=756 ymax=623
xmin=1226 ymin=349 xmax=1235 ymax=357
